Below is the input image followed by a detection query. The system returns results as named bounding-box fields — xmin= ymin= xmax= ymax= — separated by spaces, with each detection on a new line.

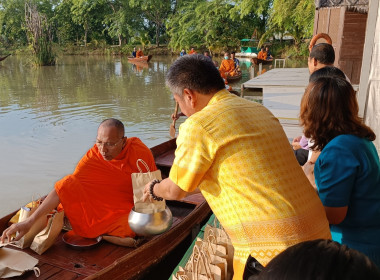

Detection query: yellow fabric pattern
xmin=169 ymin=89 xmax=331 ymax=279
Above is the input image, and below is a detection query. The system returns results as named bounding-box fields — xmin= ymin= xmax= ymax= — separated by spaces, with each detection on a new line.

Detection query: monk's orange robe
xmin=188 ymin=50 xmax=196 ymax=55
xmin=136 ymin=50 xmax=144 ymax=57
xmin=55 ymin=137 xmax=156 ymax=238
xmin=257 ymin=50 xmax=267 ymax=60
xmin=219 ymin=59 xmax=236 ymax=79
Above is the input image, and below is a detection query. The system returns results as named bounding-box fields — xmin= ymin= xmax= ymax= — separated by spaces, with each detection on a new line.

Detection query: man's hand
xmin=292 ymin=136 xmax=302 ymax=150
xmin=1 ymin=219 xmax=33 ymax=244
xmin=142 ymin=181 xmax=154 ymax=202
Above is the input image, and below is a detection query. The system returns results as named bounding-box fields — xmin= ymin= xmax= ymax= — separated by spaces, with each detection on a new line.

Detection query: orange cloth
xmin=136 ymin=50 xmax=144 ymax=57
xmin=55 ymin=137 xmax=156 ymax=238
xmin=219 ymin=59 xmax=236 ymax=79
xmin=257 ymin=50 xmax=267 ymax=60
xmin=188 ymin=50 xmax=196 ymax=55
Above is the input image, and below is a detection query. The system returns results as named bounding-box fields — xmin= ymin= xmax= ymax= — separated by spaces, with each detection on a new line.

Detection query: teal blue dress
xmin=315 ymin=135 xmax=380 ymax=268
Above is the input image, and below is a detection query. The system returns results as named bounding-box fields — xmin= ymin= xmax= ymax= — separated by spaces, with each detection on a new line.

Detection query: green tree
xmin=71 ymin=0 xmax=110 ymax=46
xmin=103 ymin=0 xmax=144 ymax=46
xmin=130 ymin=0 xmax=172 ymax=47
xmin=269 ymin=0 xmax=314 ymax=45
xmin=167 ymin=0 xmax=256 ymax=54
xmin=0 ymin=0 xmax=28 ymax=46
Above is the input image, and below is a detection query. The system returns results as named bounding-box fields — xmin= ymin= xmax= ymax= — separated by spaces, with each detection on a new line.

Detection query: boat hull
xmin=127 ymin=55 xmax=152 ymax=63
xmin=251 ymin=57 xmax=273 ymax=65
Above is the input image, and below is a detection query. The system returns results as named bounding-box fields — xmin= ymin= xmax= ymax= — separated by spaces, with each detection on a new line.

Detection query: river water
xmin=0 ymin=55 xmax=305 ymax=217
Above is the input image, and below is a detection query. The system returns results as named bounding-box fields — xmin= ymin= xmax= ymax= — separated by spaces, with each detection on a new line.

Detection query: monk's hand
xmin=1 ymin=219 xmax=32 ymax=244
xmin=142 ymin=181 xmax=153 ymax=203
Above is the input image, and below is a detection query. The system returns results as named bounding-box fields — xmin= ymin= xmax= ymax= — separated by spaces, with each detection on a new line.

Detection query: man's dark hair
xmin=309 ymin=43 xmax=335 ymax=65
xmin=100 ymin=118 xmax=125 ymax=137
xmin=166 ymin=54 xmax=225 ymax=96
xmin=231 ymin=51 xmax=236 ymax=55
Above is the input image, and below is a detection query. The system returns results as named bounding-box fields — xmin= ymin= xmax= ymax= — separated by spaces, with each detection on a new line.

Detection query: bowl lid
xmin=62 ymin=230 xmax=102 ymax=248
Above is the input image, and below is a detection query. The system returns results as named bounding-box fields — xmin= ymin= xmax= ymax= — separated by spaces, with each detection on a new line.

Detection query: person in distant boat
xmin=180 ymin=49 xmax=186 ymax=56
xmin=301 ymin=76 xmax=380 ymax=268
xmin=142 ymin=54 xmax=331 ymax=280
xmin=265 ymin=46 xmax=273 ymax=60
xmin=136 ymin=48 xmax=144 ymax=58
xmin=256 ymin=239 xmax=380 ymax=280
xmin=257 ymin=46 xmax=267 ymax=60
xmin=231 ymin=51 xmax=240 ymax=69
xmin=203 ymin=51 xmax=212 ymax=60
xmin=188 ymin=47 xmax=196 ymax=55
xmin=219 ymin=52 xmax=237 ymax=79
xmin=1 ymin=118 xmax=157 ymax=242
xmin=132 ymin=47 xmax=137 ymax=58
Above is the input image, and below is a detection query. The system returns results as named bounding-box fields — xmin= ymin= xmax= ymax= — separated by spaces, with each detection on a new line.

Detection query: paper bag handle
xmin=136 ymin=159 xmax=150 ymax=173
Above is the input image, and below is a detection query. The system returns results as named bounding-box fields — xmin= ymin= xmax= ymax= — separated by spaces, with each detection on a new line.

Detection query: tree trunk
xmin=118 ymin=34 xmax=122 ymax=46
xmin=156 ymin=22 xmax=160 ymax=47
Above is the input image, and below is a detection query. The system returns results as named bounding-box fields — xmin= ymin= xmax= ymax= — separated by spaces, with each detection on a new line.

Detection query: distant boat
xmin=251 ymin=57 xmax=273 ymax=65
xmin=226 ymin=71 xmax=242 ymax=82
xmin=0 ymin=54 xmax=11 ymax=62
xmin=127 ymin=55 xmax=152 ymax=63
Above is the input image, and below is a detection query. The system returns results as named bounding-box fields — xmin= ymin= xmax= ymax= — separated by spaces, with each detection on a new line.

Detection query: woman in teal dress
xmin=300 ymin=76 xmax=380 ymax=268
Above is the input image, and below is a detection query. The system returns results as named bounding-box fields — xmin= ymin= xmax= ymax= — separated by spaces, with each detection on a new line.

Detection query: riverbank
xmin=1 ymin=41 xmax=310 ymax=59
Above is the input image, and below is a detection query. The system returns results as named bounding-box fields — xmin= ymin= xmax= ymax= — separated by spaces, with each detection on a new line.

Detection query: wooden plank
xmin=242 ymin=68 xmax=309 ymax=88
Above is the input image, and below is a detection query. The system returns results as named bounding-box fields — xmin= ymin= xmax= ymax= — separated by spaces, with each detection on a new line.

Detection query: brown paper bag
xmin=30 ymin=210 xmax=64 ymax=255
xmin=204 ymin=223 xmax=234 ymax=279
xmin=131 ymin=159 xmax=165 ymax=214
xmin=13 ymin=204 xmax=48 ymax=249
xmin=0 ymin=247 xmax=40 ymax=278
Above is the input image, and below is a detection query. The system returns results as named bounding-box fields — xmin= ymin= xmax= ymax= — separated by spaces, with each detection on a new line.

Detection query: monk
xmin=219 ymin=52 xmax=237 ymax=79
xmin=136 ymin=48 xmax=144 ymax=58
xmin=188 ymin=48 xmax=196 ymax=55
xmin=257 ymin=46 xmax=267 ymax=60
xmin=1 ymin=118 xmax=157 ymax=242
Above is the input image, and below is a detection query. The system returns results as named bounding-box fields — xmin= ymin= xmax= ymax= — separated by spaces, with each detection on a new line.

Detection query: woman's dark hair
xmin=300 ymin=76 xmax=375 ymax=150
xmin=309 ymin=66 xmax=346 ymax=82
xmin=257 ymin=239 xmax=380 ymax=280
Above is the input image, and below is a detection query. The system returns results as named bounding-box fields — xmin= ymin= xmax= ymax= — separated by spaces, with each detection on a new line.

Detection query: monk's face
xmin=96 ymin=125 xmax=125 ymax=161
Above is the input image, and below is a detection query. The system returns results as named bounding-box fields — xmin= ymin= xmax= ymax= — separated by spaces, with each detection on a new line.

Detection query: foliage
xmin=0 ymin=0 xmax=315 ymax=56
xmin=129 ymin=0 xmax=172 ymax=47
xmin=25 ymin=1 xmax=55 ymax=65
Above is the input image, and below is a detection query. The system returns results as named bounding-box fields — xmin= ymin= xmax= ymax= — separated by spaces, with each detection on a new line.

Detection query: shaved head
xmin=99 ymin=118 xmax=124 ymax=138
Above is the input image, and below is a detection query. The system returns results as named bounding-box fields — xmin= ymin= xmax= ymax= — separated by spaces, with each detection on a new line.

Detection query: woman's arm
xmin=324 ymin=206 xmax=348 ymax=224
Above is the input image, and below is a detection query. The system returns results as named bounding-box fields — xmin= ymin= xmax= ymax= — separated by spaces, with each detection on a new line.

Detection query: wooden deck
xmin=241 ymin=68 xmax=309 ymax=139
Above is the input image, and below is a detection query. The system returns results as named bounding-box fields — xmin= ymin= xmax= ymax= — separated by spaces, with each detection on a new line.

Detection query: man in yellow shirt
xmin=143 ymin=54 xmax=331 ymax=279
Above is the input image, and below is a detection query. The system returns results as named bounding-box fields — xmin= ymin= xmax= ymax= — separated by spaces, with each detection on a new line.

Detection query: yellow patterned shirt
xmin=169 ymin=89 xmax=331 ymax=279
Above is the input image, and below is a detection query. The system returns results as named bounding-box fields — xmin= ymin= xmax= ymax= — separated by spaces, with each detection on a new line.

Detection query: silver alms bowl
xmin=128 ymin=206 xmax=173 ymax=236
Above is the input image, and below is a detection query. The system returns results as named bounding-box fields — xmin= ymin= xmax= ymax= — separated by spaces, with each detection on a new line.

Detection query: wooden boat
xmin=226 ymin=71 xmax=242 ymax=82
xmin=0 ymin=138 xmax=211 ymax=280
xmin=127 ymin=55 xmax=152 ymax=63
xmin=0 ymin=54 xmax=11 ymax=62
xmin=250 ymin=57 xmax=273 ymax=65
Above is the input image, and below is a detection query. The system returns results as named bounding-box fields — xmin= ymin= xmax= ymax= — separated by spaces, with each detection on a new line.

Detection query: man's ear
xmin=312 ymin=58 xmax=318 ymax=66
xmin=183 ymin=88 xmax=197 ymax=108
